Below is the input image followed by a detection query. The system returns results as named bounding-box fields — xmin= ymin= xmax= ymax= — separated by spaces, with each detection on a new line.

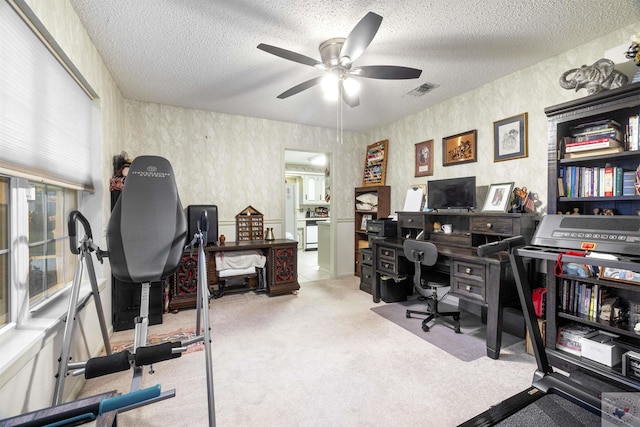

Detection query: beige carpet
xmin=105 ymin=328 xmax=203 ymax=356
xmin=77 ymin=276 xmax=537 ymax=426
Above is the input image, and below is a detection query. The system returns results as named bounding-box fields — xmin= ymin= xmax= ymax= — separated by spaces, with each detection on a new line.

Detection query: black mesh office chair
xmin=404 ymin=239 xmax=461 ymax=333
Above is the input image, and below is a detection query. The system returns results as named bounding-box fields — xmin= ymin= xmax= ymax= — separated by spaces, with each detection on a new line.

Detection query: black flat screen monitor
xmin=427 ymin=176 xmax=476 ymax=210
xmin=186 ymin=205 xmax=218 ymax=245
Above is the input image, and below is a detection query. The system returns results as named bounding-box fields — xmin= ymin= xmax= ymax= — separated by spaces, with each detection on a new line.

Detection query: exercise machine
xmin=48 ymin=156 xmax=216 ymax=426
xmin=463 ymin=214 xmax=640 ymax=426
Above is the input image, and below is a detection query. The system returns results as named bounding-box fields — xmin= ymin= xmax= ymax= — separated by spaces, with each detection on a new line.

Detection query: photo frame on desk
xmin=493 ymin=113 xmax=528 ymax=162
xmin=481 ymin=182 xmax=514 ymax=213
xmin=443 ymin=130 xmax=477 ymax=166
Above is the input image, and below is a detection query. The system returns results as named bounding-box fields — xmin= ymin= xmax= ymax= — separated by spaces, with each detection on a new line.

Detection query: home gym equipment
xmin=52 ymin=210 xmax=112 ymax=406
xmin=50 ymin=156 xmax=216 ymax=426
xmin=463 ymin=214 xmax=640 ymax=425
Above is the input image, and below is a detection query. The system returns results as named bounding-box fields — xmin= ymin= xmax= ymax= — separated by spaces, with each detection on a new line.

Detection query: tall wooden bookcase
xmin=354 ymin=186 xmax=390 ymax=276
xmin=543 ymin=82 xmax=640 ymax=389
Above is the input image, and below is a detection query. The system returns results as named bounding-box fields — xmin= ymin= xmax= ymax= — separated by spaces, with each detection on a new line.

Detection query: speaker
xmin=186 ymin=205 xmax=219 ymax=245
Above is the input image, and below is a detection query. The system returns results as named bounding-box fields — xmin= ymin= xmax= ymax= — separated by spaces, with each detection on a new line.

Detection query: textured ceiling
xmin=70 ymin=0 xmax=640 ymax=132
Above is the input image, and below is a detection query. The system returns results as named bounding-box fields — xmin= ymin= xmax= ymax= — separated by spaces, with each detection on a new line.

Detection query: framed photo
xmin=361 ymin=214 xmax=373 ymax=230
xmin=442 ymin=130 xmax=477 ymax=166
xmin=493 ymin=113 xmax=528 ymax=162
xmin=481 ymin=182 xmax=514 ymax=212
xmin=414 ymin=140 xmax=434 ymax=177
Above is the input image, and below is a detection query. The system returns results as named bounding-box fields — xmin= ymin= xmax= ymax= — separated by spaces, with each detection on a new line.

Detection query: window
xmin=0 ymin=177 xmax=8 ymax=325
xmin=27 ymin=182 xmax=77 ymax=306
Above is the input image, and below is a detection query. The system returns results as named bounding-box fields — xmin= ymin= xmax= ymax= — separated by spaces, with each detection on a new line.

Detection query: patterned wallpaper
xmin=124 ymin=100 xmax=367 ymax=222
xmin=366 ymin=22 xmax=640 ymax=214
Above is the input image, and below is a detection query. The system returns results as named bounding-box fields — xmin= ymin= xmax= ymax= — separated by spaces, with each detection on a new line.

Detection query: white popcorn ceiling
xmin=70 ymin=0 xmax=640 ymax=132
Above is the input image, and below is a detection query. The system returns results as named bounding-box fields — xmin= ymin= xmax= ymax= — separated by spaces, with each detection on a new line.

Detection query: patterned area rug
xmin=106 ymin=328 xmax=203 ymax=355
xmin=371 ymin=299 xmax=523 ymax=362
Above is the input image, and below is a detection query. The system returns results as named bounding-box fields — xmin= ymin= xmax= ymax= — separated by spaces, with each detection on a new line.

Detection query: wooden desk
xmin=169 ymin=239 xmax=299 ymax=311
xmin=372 ymin=211 xmax=538 ymax=359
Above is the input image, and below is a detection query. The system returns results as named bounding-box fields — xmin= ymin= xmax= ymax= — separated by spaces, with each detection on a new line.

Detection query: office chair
xmin=403 ymin=239 xmax=461 ymax=333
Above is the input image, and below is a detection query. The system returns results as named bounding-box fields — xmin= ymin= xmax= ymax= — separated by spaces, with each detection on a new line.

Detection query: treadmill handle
xmin=477 ymin=236 xmax=526 ymax=257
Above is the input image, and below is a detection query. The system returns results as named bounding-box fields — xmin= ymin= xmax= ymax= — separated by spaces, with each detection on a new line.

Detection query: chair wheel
xmin=453 ymin=315 xmax=460 ymax=321
xmin=454 ymin=327 xmax=461 ymax=333
xmin=406 ymin=311 xmax=411 ymax=318
xmin=422 ymin=325 xmax=430 ymax=332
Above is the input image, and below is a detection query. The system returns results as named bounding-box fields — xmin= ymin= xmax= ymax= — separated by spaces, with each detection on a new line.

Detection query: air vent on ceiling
xmin=407 ymin=83 xmax=439 ymax=96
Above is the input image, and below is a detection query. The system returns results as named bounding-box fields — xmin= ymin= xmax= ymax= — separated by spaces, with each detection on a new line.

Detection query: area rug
xmin=371 ymin=299 xmax=522 ymax=362
xmin=105 ymin=328 xmax=203 ymax=355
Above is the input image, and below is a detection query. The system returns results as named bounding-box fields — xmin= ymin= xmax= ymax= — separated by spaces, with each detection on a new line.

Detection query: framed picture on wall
xmin=362 ymin=139 xmax=388 ymax=187
xmin=442 ymin=130 xmax=477 ymax=166
xmin=414 ymin=140 xmax=434 ymax=177
xmin=493 ymin=113 xmax=528 ymax=162
xmin=481 ymin=182 xmax=514 ymax=212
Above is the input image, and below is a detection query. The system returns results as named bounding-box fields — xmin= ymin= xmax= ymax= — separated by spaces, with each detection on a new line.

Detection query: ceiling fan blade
xmin=339 ymin=12 xmax=382 ymax=64
xmin=354 ymin=65 xmax=422 ymax=80
xmin=257 ymin=43 xmax=324 ymax=68
xmin=277 ymin=76 xmax=323 ymax=99
xmin=341 ymin=81 xmax=360 ymax=108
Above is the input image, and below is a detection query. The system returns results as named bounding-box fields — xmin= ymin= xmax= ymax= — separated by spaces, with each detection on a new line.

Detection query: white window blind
xmin=0 ymin=0 xmax=95 ymax=191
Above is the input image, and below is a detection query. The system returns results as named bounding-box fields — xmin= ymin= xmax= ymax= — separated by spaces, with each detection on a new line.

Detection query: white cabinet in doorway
xmin=301 ymin=174 xmax=326 ymax=204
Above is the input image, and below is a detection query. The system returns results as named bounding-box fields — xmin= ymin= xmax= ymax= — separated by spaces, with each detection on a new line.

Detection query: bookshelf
xmin=546 ymin=82 xmax=640 ymax=216
xmin=543 ymin=83 xmax=640 ymax=389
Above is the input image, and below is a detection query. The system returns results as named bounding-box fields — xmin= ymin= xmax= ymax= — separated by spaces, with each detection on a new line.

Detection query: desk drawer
xmin=471 ymin=216 xmax=514 ymax=235
xmin=398 ymin=213 xmax=424 ymax=229
xmin=361 ymin=264 xmax=373 ymax=287
xmin=377 ymin=245 xmax=398 ymax=275
xmin=360 ymin=248 xmax=373 ymax=266
xmin=451 ymin=260 xmax=486 ymax=302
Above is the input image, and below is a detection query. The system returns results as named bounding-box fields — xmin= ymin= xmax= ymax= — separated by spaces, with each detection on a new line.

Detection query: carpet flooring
xmin=107 ymin=328 xmax=203 ymax=355
xmin=77 ymin=277 xmax=538 ymax=426
xmin=371 ymin=299 xmax=523 ymax=362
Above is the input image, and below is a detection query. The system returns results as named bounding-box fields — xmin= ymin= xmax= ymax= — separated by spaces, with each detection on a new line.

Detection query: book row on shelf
xmin=559 ymin=277 xmax=617 ymax=321
xmin=558 ymin=164 xmax=638 ymax=198
xmin=560 ymin=115 xmax=640 ymax=159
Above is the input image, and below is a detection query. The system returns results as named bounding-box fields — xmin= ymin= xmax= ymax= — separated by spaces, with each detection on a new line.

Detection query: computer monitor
xmin=185 ymin=205 xmax=219 ymax=245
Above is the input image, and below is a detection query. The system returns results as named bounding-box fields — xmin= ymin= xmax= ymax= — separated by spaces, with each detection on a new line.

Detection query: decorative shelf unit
xmin=354 ymin=186 xmax=390 ymax=276
xmin=362 ymin=140 xmax=388 ymax=187
xmin=236 ymin=205 xmax=264 ymax=241
xmin=546 ymin=82 xmax=640 ymax=216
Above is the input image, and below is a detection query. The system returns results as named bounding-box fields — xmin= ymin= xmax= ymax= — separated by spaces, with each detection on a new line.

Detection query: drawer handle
xmin=465 ymin=267 xmax=472 ymax=274
xmin=466 ymin=285 xmax=472 ymax=291
xmin=408 ymin=219 xmax=413 ymax=223
xmin=486 ymin=223 xmax=492 ymax=229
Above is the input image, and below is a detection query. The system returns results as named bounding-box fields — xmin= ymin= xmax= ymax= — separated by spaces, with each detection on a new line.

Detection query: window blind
xmin=0 ymin=0 xmax=96 ymax=191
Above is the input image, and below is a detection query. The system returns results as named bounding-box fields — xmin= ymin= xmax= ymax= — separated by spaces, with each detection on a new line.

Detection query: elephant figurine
xmin=559 ymin=58 xmax=628 ymax=94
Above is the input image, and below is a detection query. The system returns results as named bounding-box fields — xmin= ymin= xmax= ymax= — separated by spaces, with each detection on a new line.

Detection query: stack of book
xmin=563 ymin=119 xmax=624 ymax=159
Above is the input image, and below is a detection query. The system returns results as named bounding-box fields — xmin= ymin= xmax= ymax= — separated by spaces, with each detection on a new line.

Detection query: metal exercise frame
xmin=50 ymin=208 xmax=216 ymax=426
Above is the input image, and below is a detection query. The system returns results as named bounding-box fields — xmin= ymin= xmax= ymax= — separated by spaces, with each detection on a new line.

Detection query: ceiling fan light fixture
xmin=321 ymin=73 xmax=339 ymax=101
xmin=343 ymin=77 xmax=360 ymax=97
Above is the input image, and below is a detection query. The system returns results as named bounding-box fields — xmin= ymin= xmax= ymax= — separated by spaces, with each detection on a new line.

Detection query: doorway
xmin=284 ymin=149 xmax=331 ymax=282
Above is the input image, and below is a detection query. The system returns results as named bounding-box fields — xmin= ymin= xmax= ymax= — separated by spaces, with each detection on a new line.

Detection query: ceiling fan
xmin=257 ymin=12 xmax=422 ymax=108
